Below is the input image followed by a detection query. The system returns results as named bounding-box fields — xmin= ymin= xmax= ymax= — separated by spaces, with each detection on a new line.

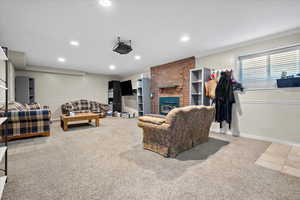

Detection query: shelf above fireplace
xmin=157 ymin=85 xmax=179 ymax=89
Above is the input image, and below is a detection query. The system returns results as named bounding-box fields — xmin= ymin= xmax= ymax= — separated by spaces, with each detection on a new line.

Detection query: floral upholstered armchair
xmin=138 ymin=106 xmax=215 ymax=157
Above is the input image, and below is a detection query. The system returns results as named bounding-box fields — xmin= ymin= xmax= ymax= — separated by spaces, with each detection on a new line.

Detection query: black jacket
xmin=215 ymin=72 xmax=235 ymax=128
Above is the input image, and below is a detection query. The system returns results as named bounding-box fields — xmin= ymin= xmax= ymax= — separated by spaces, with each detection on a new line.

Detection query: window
xmin=239 ymin=45 xmax=300 ymax=89
xmin=270 ymin=50 xmax=300 ymax=79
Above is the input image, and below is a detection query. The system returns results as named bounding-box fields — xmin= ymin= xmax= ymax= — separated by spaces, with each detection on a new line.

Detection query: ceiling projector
xmin=113 ymin=37 xmax=132 ymax=55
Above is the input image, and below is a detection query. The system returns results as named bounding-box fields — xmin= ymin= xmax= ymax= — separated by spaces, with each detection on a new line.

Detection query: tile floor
xmin=255 ymin=143 xmax=300 ymax=178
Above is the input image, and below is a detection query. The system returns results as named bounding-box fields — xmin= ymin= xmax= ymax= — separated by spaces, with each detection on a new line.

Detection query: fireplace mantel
xmin=157 ymin=85 xmax=179 ymax=89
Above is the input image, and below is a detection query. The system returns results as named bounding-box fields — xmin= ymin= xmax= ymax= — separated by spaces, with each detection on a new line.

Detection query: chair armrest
xmin=138 ymin=116 xmax=166 ymax=125
xmin=138 ymin=120 xmax=170 ymax=130
xmin=99 ymin=104 xmax=110 ymax=112
xmin=144 ymin=114 xmax=166 ymax=119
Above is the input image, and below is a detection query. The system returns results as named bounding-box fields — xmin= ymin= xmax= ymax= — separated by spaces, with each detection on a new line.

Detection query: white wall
xmin=15 ymin=68 xmax=116 ymax=119
xmin=121 ymin=70 xmax=150 ymax=114
xmin=0 ymin=60 xmax=15 ymax=104
xmin=198 ymin=32 xmax=300 ymax=145
xmin=8 ymin=62 xmax=15 ymax=102
xmin=0 ymin=60 xmax=5 ymax=104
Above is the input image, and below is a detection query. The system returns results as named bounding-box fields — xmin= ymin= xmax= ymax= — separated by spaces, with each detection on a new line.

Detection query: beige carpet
xmin=3 ymin=118 xmax=300 ymax=200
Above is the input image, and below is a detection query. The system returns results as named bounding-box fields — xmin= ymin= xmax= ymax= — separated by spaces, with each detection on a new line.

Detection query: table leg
xmin=95 ymin=118 xmax=100 ymax=127
xmin=63 ymin=120 xmax=68 ymax=131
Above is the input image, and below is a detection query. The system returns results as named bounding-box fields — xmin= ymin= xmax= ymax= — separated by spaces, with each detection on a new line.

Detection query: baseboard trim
xmin=241 ymin=99 xmax=300 ymax=105
xmin=210 ymin=128 xmax=300 ymax=147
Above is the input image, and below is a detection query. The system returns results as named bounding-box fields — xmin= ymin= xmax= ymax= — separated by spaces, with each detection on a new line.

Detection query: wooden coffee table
xmin=60 ymin=113 xmax=101 ymax=131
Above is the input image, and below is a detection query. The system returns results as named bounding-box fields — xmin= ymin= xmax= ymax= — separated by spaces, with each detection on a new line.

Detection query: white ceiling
xmin=1 ymin=0 xmax=300 ymax=76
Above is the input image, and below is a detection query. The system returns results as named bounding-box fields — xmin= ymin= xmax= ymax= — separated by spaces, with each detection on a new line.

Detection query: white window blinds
xmin=241 ymin=55 xmax=268 ymax=81
xmin=270 ymin=49 xmax=300 ymax=79
xmin=239 ymin=45 xmax=300 ymax=88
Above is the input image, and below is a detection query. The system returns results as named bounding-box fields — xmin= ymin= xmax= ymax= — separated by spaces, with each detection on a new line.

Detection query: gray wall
xmin=16 ymin=68 xmax=117 ymax=119
xmin=197 ymin=32 xmax=300 ymax=145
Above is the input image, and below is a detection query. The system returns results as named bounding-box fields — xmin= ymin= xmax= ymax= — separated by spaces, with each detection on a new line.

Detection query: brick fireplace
xmin=150 ymin=57 xmax=195 ymax=114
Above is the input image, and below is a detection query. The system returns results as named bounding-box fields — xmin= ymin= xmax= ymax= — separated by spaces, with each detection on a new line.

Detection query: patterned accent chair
xmin=61 ymin=99 xmax=109 ymax=116
xmin=138 ymin=106 xmax=215 ymax=157
xmin=0 ymin=102 xmax=51 ymax=141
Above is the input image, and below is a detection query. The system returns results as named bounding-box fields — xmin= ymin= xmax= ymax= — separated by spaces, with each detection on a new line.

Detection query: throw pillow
xmin=25 ymin=102 xmax=41 ymax=110
xmin=0 ymin=102 xmax=26 ymax=111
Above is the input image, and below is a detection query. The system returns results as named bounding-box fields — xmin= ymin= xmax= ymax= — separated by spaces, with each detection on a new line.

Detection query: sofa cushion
xmin=0 ymin=102 xmax=26 ymax=111
xmin=79 ymin=99 xmax=90 ymax=110
xmin=25 ymin=102 xmax=41 ymax=110
xmin=15 ymin=102 xmax=26 ymax=111
xmin=64 ymin=102 xmax=74 ymax=111
xmin=73 ymin=110 xmax=90 ymax=113
xmin=90 ymin=101 xmax=100 ymax=112
xmin=138 ymin=116 xmax=166 ymax=125
xmin=71 ymin=101 xmax=80 ymax=111
xmin=1 ymin=109 xmax=51 ymax=122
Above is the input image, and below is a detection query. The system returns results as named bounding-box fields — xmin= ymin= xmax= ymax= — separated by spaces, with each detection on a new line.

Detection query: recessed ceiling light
xmin=99 ymin=0 xmax=112 ymax=7
xmin=109 ymin=65 xmax=116 ymax=70
xmin=180 ymin=35 xmax=190 ymax=42
xmin=58 ymin=57 xmax=66 ymax=62
xmin=134 ymin=55 xmax=141 ymax=60
xmin=70 ymin=40 xmax=80 ymax=46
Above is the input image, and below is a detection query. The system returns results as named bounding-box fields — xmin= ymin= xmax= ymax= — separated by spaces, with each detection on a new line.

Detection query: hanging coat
xmin=215 ymin=71 xmax=235 ymax=129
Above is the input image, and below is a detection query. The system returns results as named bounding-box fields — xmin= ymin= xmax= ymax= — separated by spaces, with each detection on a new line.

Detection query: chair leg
xmin=143 ymin=143 xmax=169 ymax=157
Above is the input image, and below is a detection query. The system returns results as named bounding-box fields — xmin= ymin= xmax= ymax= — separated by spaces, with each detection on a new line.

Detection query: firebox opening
xmin=159 ymin=97 xmax=180 ymax=115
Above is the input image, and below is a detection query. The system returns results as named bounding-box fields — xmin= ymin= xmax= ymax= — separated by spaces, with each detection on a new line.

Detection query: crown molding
xmin=0 ymin=46 xmax=8 ymax=61
xmin=197 ymin=27 xmax=300 ymax=58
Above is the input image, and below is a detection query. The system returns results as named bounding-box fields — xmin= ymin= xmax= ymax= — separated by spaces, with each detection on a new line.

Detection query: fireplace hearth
xmin=159 ymin=97 xmax=180 ymax=115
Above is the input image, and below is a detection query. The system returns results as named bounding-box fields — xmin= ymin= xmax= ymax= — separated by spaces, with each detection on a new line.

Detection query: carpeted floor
xmin=2 ymin=118 xmax=300 ymax=200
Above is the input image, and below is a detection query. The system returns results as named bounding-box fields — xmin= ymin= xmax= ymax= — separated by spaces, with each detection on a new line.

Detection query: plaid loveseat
xmin=61 ymin=99 xmax=109 ymax=116
xmin=0 ymin=102 xmax=51 ymax=140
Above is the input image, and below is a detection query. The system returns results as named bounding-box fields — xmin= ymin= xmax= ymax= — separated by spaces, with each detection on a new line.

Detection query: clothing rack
xmin=210 ymin=68 xmax=234 ymax=80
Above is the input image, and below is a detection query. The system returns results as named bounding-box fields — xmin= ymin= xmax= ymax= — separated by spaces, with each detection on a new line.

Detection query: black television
xmin=121 ymin=80 xmax=133 ymax=96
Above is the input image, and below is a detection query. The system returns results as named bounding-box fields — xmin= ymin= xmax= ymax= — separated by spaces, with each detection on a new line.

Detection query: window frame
xmin=238 ymin=44 xmax=300 ymax=88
